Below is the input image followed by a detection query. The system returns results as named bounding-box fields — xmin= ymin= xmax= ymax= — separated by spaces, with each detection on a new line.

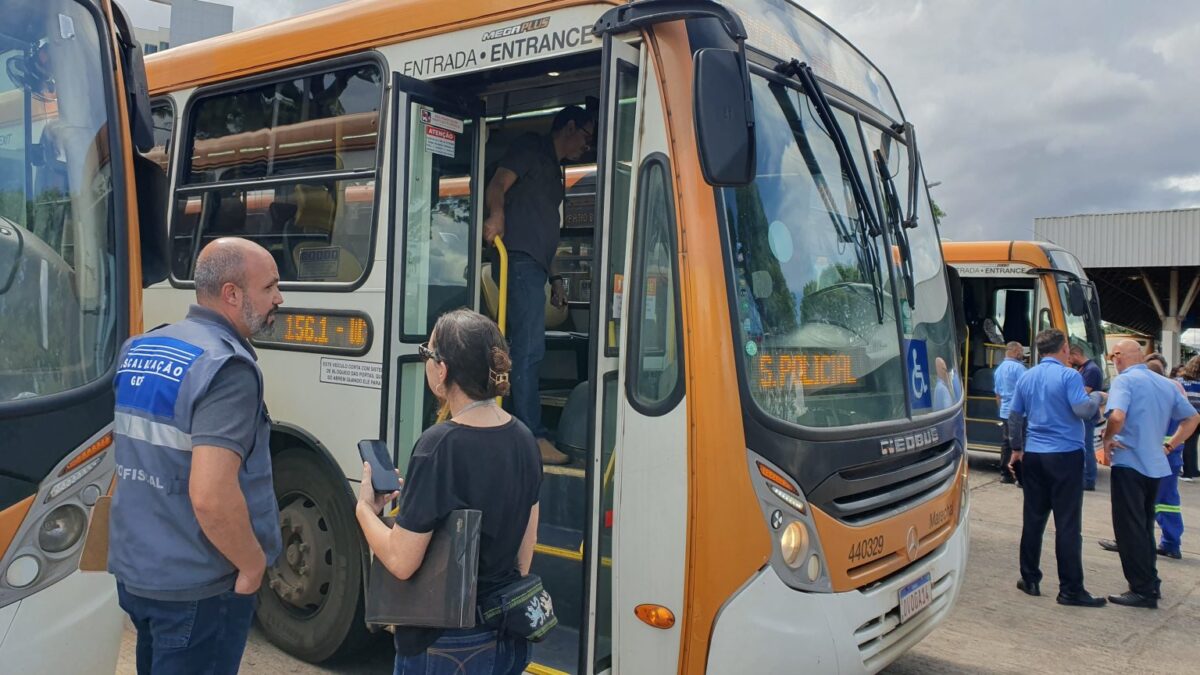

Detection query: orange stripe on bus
xmin=0 ymin=496 xmax=35 ymax=562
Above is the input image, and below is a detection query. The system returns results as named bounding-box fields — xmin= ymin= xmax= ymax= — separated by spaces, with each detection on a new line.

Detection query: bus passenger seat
xmin=480 ymin=261 xmax=568 ymax=329
xmin=556 ymin=381 xmax=590 ymax=457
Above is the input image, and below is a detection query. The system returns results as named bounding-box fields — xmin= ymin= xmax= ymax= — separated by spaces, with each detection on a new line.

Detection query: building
xmin=134 ymin=0 xmax=233 ymax=54
xmin=1035 ymin=208 xmax=1200 ymax=368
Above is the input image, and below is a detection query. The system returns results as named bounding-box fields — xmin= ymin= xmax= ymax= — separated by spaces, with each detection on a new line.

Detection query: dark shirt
xmin=393 ymin=418 xmax=542 ymax=655
xmin=1079 ymin=359 xmax=1103 ymax=392
xmin=497 ymin=133 xmax=564 ymax=272
xmin=186 ymin=305 xmax=260 ymax=459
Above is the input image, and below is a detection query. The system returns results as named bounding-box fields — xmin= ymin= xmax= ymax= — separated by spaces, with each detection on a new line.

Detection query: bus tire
xmin=256 ymin=448 xmax=376 ymax=662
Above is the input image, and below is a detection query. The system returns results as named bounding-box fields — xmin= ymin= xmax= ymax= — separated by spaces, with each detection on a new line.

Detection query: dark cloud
xmin=805 ymin=0 xmax=1200 ymax=240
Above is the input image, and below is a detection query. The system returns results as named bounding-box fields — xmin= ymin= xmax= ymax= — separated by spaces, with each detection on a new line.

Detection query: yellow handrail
xmin=495 ymin=236 xmax=509 ymax=337
xmin=494 ymin=237 xmax=508 ymax=407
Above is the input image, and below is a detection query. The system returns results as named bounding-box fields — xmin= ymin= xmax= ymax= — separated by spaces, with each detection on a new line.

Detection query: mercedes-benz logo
xmin=906 ymin=526 xmax=919 ymax=560
xmin=770 ymin=510 xmax=784 ymax=530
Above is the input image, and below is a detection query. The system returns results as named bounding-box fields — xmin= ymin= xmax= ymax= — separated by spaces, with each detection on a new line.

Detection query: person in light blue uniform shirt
xmin=993 ymin=341 xmax=1027 ymax=484
xmin=1070 ymin=345 xmax=1105 ymax=490
xmin=1007 ymin=329 xmax=1106 ymax=607
xmin=1099 ymin=341 xmax=1199 ymax=609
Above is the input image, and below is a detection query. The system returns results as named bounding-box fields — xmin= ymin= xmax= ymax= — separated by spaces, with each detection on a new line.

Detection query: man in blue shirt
xmin=1100 ymin=340 xmax=1199 ymax=609
xmin=1070 ymin=345 xmax=1105 ymax=490
xmin=993 ymin=341 xmax=1027 ymax=484
xmin=1008 ymin=329 xmax=1106 ymax=606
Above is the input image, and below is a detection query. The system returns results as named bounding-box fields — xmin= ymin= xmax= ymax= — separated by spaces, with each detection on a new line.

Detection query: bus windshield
xmin=0 ymin=0 xmax=118 ymax=401
xmin=725 ymin=73 xmax=907 ymax=428
xmin=1047 ymin=249 xmax=1107 ymax=364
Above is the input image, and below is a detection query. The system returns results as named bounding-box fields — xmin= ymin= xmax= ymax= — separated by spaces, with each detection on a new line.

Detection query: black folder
xmin=365 ymin=509 xmax=482 ymax=628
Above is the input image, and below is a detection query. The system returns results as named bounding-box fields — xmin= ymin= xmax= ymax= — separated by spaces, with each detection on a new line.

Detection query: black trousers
xmin=1110 ymin=467 xmax=1162 ymax=597
xmin=1182 ymin=427 xmax=1199 ymax=478
xmin=1020 ymin=450 xmax=1084 ymax=595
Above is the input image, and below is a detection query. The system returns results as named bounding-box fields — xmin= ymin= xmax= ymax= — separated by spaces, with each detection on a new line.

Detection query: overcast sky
xmin=120 ymin=0 xmax=1200 ymax=241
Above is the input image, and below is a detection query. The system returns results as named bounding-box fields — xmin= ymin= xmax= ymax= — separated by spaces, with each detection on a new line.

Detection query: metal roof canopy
xmin=1035 ymin=208 xmax=1200 ymax=368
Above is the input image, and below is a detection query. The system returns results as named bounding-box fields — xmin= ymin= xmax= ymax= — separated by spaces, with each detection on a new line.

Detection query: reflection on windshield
xmin=1059 ymin=280 xmax=1106 ymax=363
xmin=0 ymin=1 xmax=116 ymax=402
xmin=866 ymin=128 xmax=960 ymax=412
xmin=726 ymin=75 xmax=906 ymax=428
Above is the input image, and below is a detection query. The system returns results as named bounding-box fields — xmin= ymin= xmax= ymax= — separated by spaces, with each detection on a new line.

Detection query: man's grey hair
xmin=194 ymin=244 xmax=247 ymax=299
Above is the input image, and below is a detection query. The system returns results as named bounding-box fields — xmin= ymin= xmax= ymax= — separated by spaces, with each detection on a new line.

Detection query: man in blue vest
xmin=1008 ymin=328 xmax=1106 ymax=607
xmin=1100 ymin=340 xmax=1198 ymax=608
xmin=110 ymin=237 xmax=284 ymax=673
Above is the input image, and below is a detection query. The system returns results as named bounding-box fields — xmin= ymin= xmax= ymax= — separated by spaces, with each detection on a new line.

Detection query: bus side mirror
xmin=1067 ymin=280 xmax=1088 ymax=316
xmin=693 ymin=48 xmax=755 ymax=186
xmin=133 ymin=153 xmax=169 ymax=287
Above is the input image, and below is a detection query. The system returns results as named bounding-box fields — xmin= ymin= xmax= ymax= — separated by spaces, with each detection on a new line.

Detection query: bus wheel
xmin=256 ymin=448 xmax=375 ymax=662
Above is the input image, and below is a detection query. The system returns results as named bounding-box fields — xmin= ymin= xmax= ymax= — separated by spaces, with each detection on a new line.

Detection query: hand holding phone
xmin=358 ymin=440 xmax=401 ymax=493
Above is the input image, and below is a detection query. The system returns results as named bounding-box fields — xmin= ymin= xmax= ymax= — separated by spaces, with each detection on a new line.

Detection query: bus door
xmin=579 ymin=35 xmax=643 ymax=674
xmin=384 ymin=73 xmax=483 ymax=465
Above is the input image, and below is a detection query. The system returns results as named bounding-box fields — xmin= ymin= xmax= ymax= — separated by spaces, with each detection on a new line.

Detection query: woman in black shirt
xmin=356 ymin=309 xmax=542 ymax=675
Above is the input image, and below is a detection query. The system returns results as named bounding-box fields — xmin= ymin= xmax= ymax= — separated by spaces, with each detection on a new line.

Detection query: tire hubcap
xmin=268 ymin=493 xmax=335 ymax=614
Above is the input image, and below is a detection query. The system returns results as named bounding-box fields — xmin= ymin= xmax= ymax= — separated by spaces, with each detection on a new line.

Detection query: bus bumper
xmin=0 ymin=570 xmax=123 ymax=674
xmin=708 ymin=518 xmax=969 ymax=674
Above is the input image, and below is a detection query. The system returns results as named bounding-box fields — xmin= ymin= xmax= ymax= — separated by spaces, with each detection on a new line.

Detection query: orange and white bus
xmin=942 ymin=241 xmax=1107 ymax=453
xmin=144 ymin=1 xmax=969 ymax=672
xmin=0 ymin=1 xmax=165 ymax=672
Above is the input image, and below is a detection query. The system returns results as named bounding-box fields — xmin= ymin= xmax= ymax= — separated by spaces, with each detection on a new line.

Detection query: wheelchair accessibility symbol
xmin=905 ymin=339 xmax=932 ymax=408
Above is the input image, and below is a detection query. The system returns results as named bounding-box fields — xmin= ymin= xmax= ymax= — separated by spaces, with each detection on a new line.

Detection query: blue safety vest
xmin=108 ymin=312 xmax=281 ymax=600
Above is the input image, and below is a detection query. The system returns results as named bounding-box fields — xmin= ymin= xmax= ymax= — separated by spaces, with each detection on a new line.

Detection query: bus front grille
xmin=812 ymin=440 xmax=960 ymax=526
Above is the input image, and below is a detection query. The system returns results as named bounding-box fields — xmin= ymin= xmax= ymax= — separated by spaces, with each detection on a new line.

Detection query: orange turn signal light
xmin=757 ymin=462 xmax=798 ymax=494
xmin=635 ymin=604 xmax=676 ymax=629
xmin=62 ymin=433 xmax=112 ymax=475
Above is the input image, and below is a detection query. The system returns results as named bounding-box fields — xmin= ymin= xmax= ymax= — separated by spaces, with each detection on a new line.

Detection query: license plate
xmin=898 ymin=573 xmax=933 ymax=623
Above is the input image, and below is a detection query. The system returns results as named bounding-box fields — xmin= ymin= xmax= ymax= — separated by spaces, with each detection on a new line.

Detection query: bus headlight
xmin=39 ymin=505 xmax=88 ymax=553
xmin=780 ymin=521 xmax=809 ymax=568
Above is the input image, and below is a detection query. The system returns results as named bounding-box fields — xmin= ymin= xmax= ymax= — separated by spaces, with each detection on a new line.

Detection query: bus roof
xmin=941 ymin=241 xmax=1053 ymax=268
xmin=146 ymin=0 xmax=615 ymax=93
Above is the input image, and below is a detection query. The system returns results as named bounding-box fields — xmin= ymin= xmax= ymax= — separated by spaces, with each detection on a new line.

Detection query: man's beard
xmin=242 ymin=302 xmax=275 ymax=337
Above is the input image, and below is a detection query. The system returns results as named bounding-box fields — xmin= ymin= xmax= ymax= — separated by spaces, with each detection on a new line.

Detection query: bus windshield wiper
xmin=767 ymin=80 xmax=883 ymax=323
xmin=778 ymin=59 xmax=886 ymax=323
xmin=901 ymin=122 xmax=920 ymax=230
xmin=874 ymin=147 xmax=916 ymax=310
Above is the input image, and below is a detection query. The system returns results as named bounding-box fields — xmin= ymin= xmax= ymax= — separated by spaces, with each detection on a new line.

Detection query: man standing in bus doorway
xmin=993 ymin=341 xmax=1027 ymax=485
xmin=1099 ymin=341 xmax=1198 ymax=608
xmin=109 ymin=238 xmax=284 ymax=674
xmin=482 ymin=105 xmax=595 ymax=465
xmin=1008 ymin=328 xmax=1107 ymax=607
xmin=1070 ymin=344 xmax=1105 ymax=491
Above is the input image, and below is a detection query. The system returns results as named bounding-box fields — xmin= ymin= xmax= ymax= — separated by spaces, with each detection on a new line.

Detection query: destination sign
xmin=755 ymin=349 xmax=860 ymax=391
xmin=252 ymin=309 xmax=372 ymax=356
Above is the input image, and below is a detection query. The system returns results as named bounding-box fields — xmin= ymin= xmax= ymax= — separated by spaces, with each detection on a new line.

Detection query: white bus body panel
xmin=0 ymin=570 xmax=122 ymax=675
xmin=707 ymin=518 xmax=968 ymax=675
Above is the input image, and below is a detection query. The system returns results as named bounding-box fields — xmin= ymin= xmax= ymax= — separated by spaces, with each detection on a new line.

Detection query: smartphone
xmin=357 ymin=440 xmax=401 ymax=493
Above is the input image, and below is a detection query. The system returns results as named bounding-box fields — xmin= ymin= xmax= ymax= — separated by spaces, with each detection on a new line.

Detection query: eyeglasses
xmin=418 ymin=342 xmax=442 ymax=362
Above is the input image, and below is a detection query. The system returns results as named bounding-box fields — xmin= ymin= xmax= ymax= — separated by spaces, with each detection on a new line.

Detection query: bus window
xmin=0 ymin=6 xmax=117 ymax=400
xmin=145 ymin=98 xmax=174 ymax=173
xmin=170 ymin=62 xmax=383 ymax=284
xmin=627 ymin=157 xmax=682 ymax=410
xmin=602 ymin=63 xmax=638 ymax=354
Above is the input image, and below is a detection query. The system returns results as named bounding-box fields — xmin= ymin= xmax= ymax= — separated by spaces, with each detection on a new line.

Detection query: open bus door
xmin=384 ymin=74 xmax=484 ymax=464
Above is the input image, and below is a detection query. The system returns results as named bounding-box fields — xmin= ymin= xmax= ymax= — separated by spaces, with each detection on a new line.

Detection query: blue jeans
xmin=117 ymin=582 xmax=257 ymax=675
xmin=394 ymin=627 xmax=531 ymax=675
xmin=506 ymin=253 xmax=548 ymax=439
xmin=1082 ymin=421 xmax=1098 ymax=488
xmin=1156 ymin=449 xmax=1184 ymax=553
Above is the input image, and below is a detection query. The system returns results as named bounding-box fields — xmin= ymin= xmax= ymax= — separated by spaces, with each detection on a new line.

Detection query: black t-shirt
xmin=392 ymin=418 xmax=542 ymax=655
xmin=498 ymin=133 xmax=564 ymax=272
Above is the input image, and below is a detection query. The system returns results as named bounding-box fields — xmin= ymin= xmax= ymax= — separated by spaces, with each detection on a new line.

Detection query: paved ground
xmin=117 ymin=453 xmax=1200 ymax=674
